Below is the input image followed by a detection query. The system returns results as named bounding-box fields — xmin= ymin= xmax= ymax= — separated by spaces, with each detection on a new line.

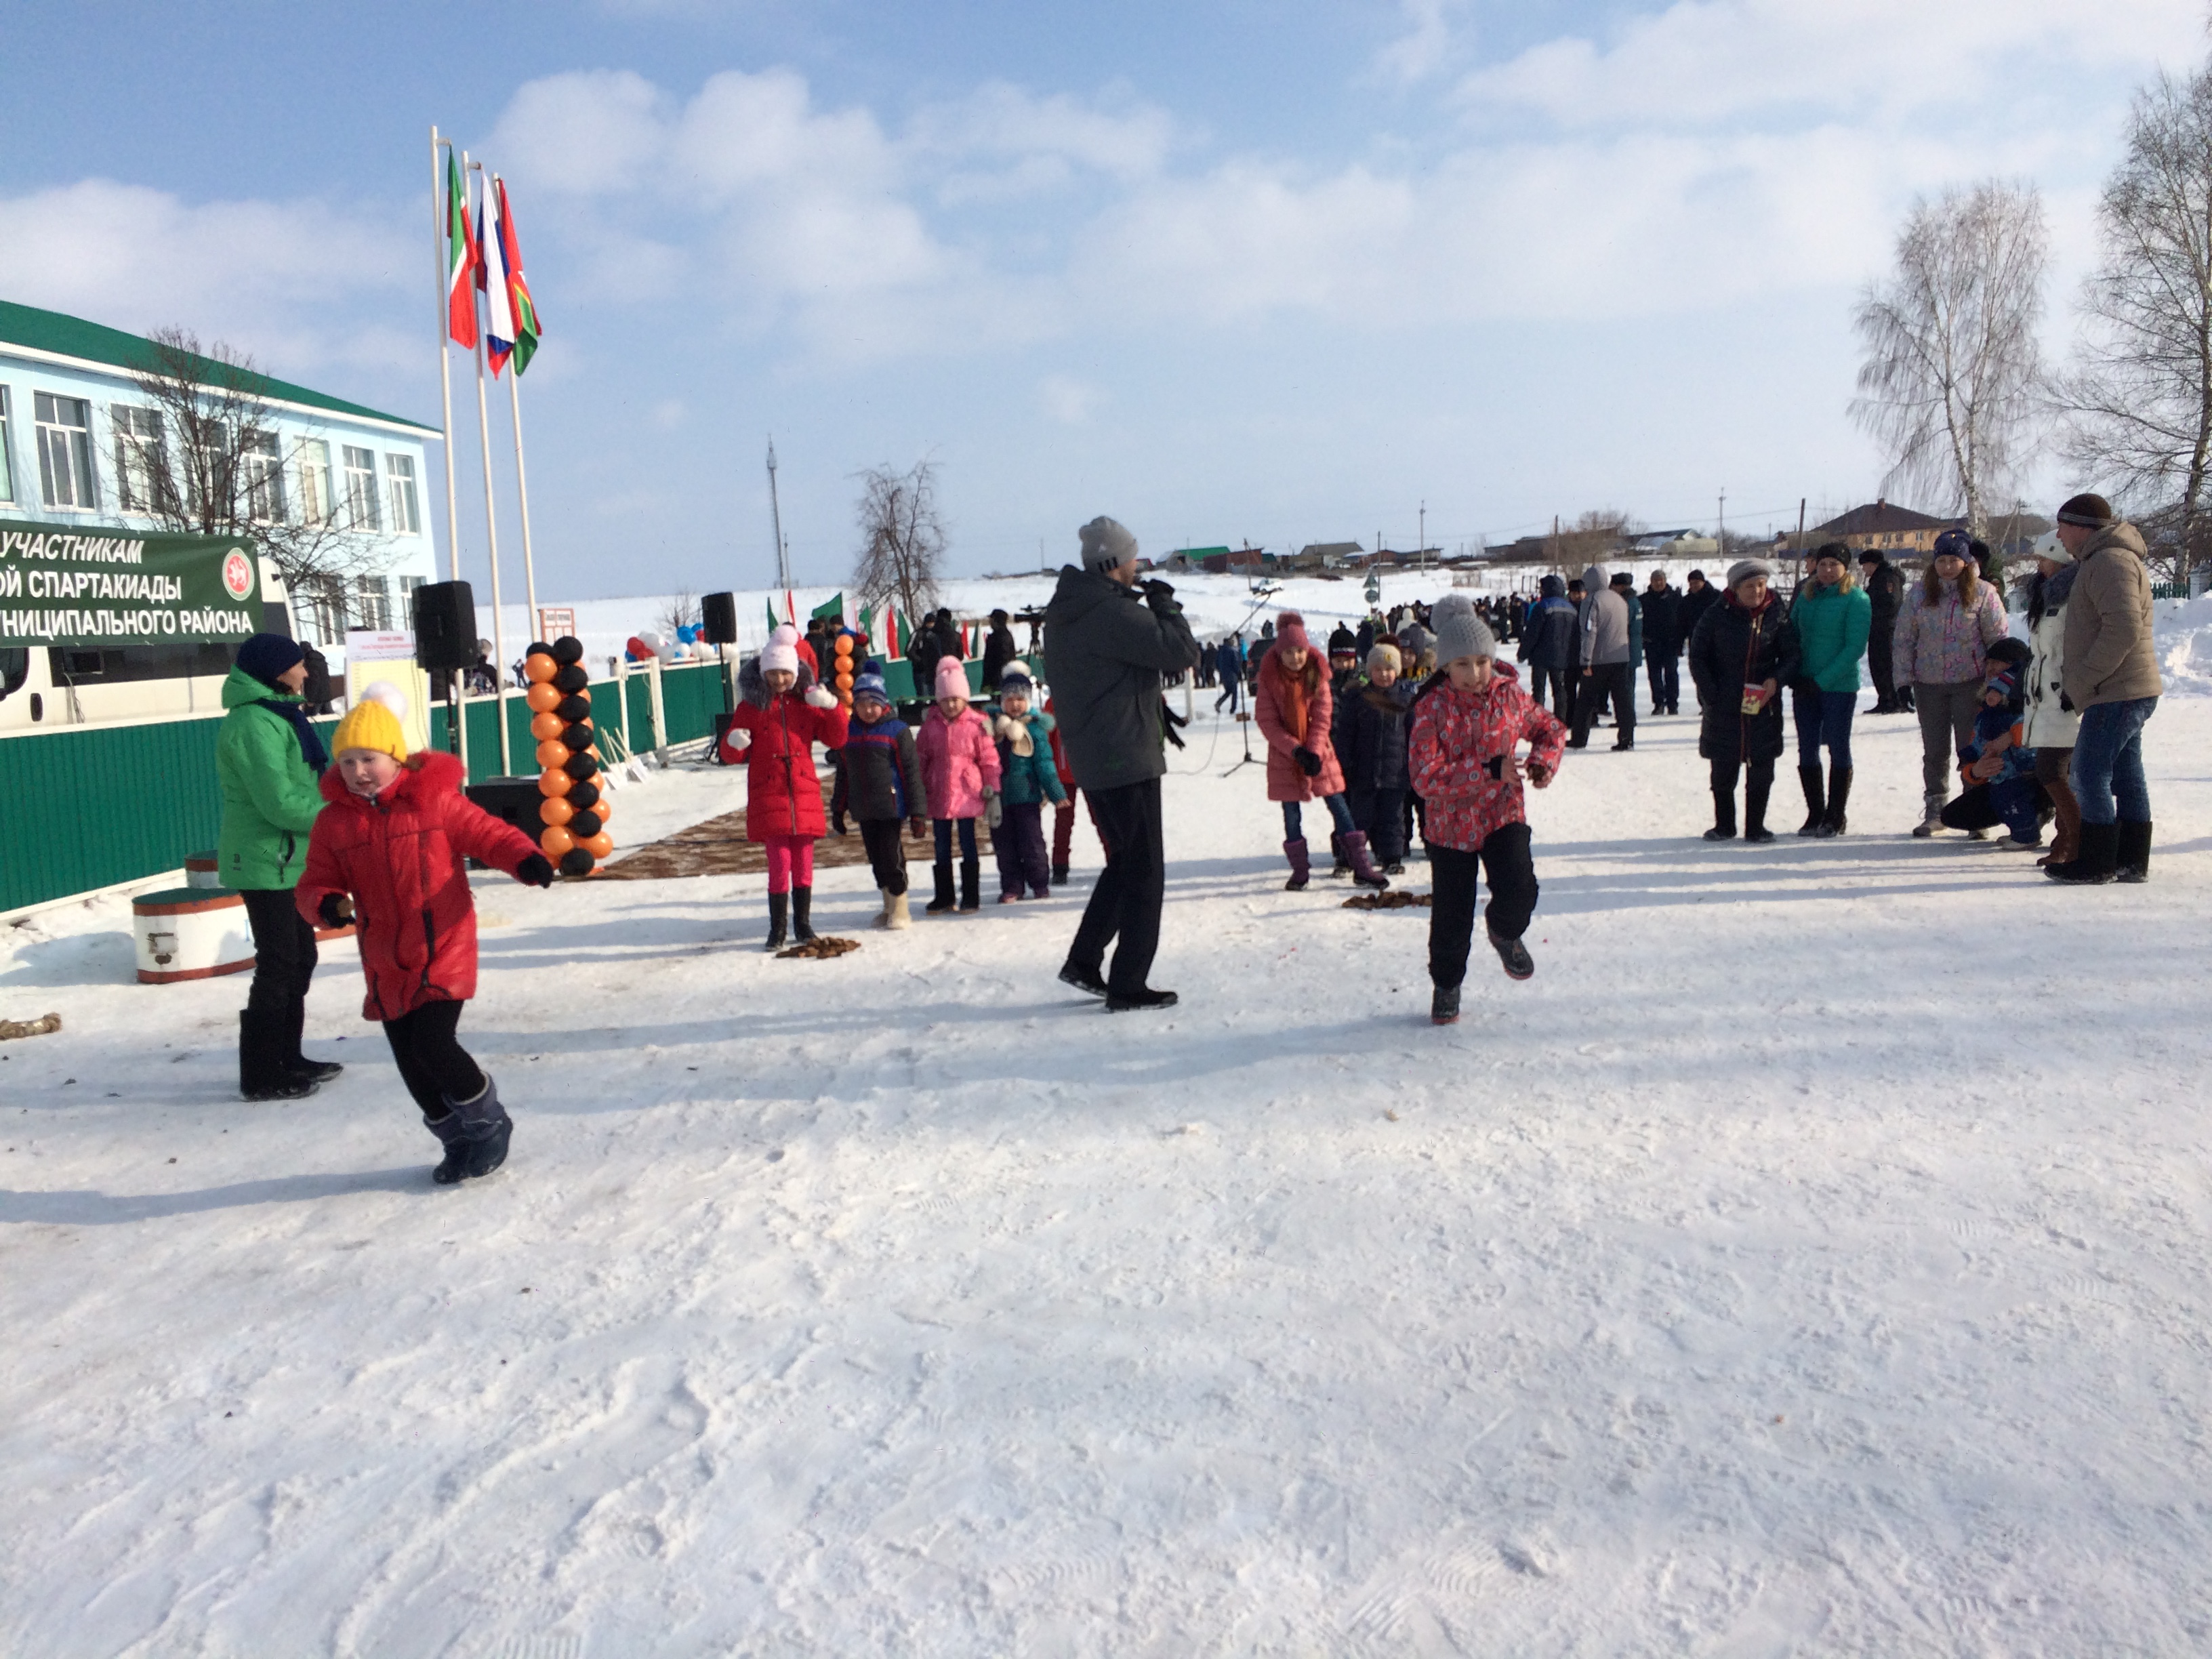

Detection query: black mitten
xmin=316 ymin=893 xmax=353 ymax=928
xmin=516 ymin=853 xmax=556 ymax=888
xmin=1294 ymin=746 xmax=1322 ymax=777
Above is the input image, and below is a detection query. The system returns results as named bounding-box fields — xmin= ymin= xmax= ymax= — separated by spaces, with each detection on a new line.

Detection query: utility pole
xmin=766 ymin=436 xmax=790 ymax=590
xmin=1418 ymin=500 xmax=1427 ymax=571
xmin=1717 ymin=489 xmax=1727 ymax=555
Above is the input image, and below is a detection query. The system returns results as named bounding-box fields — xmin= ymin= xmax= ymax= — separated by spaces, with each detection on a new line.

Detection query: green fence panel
xmin=0 ymin=716 xmax=230 ymax=912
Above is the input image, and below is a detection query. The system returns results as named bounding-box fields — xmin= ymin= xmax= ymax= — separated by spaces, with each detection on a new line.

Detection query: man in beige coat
xmin=2047 ymin=493 xmax=2163 ymax=885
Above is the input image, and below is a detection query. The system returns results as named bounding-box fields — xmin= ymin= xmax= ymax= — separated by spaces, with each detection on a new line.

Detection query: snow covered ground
xmin=5 ymin=693 xmax=2211 ymax=1656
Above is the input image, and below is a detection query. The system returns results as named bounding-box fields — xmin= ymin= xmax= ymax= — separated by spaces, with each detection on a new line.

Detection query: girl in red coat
xmin=718 ymin=625 xmax=850 ymax=948
xmin=1408 ymin=595 xmax=1566 ymax=1026
xmin=1254 ymin=611 xmax=1387 ymax=891
xmin=295 ymin=697 xmax=553 ymax=1184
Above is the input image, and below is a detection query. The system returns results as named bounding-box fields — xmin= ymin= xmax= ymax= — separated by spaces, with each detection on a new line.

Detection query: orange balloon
xmin=539 ymin=768 xmax=573 ymax=798
xmin=569 ymin=687 xmax=591 ymax=708
xmin=539 ymin=797 xmax=575 ymax=827
xmin=835 ymin=670 xmax=854 ymax=691
xmin=530 ymin=711 xmax=565 ymax=741
xmin=838 ymin=689 xmax=853 ymax=708
xmin=586 ymin=795 xmax=609 ymax=823
xmin=834 ymin=634 xmax=853 ymax=658
xmin=525 ymin=655 xmax=558 ymax=684
xmin=540 ymin=824 xmax=575 ymax=857
xmin=536 ymin=739 xmax=571 ymax=769
xmin=526 ymin=682 xmax=560 ymax=713
xmin=583 ymin=832 xmax=613 ymax=859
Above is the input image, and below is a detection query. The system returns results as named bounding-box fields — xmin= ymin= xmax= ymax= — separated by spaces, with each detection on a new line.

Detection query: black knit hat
xmin=2055 ymin=493 xmax=2116 ymax=528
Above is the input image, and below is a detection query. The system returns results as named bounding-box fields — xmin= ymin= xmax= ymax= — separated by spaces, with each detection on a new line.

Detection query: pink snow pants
xmin=762 ymin=834 xmax=815 ymax=894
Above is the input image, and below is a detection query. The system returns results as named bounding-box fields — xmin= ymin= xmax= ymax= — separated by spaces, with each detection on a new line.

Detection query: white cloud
xmin=1371 ymin=0 xmax=1463 ymax=86
xmin=1038 ymin=375 xmax=1099 ymax=424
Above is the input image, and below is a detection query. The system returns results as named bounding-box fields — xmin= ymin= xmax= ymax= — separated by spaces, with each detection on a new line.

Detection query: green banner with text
xmin=0 ymin=519 xmax=264 ymax=649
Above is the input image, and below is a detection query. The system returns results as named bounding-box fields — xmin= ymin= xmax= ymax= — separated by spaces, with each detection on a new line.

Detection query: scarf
xmin=258 ymin=696 xmax=329 ymax=775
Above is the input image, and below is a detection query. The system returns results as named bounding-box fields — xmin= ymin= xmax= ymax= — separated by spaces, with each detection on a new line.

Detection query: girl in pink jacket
xmin=916 ymin=656 xmax=1002 ymax=914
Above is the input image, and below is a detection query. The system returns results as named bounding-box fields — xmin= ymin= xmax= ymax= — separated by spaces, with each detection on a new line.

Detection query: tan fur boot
xmin=881 ymin=888 xmax=912 ymax=930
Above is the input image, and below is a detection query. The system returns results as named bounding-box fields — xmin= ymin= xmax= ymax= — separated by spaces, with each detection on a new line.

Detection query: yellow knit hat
xmin=331 ymin=697 xmax=407 ymax=762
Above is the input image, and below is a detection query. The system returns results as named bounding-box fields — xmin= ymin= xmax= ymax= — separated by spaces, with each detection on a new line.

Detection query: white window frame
xmin=111 ymin=403 xmax=167 ymax=515
xmin=241 ymin=428 xmax=287 ymax=525
xmin=0 ymin=386 xmax=15 ymax=504
xmin=384 ymin=452 xmax=422 ymax=535
xmin=296 ymin=439 xmax=333 ymax=527
xmin=34 ymin=391 xmax=97 ymax=512
xmin=352 ymin=573 xmax=392 ymax=631
xmin=341 ymin=444 xmax=381 ymax=533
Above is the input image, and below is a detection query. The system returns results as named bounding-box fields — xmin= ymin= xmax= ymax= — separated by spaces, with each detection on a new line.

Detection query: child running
xmin=830 ymin=663 xmax=930 ymax=928
xmin=719 ymin=624 xmax=850 ymax=949
xmin=989 ymin=661 xmax=1067 ymax=901
xmin=917 ymin=657 xmax=1002 ymax=914
xmin=1408 ymin=594 xmax=1567 ymax=1026
xmin=295 ymin=696 xmax=554 ymax=1184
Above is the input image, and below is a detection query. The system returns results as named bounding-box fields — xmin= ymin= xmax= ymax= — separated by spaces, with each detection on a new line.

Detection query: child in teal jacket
xmin=989 ymin=662 xmax=1066 ymax=900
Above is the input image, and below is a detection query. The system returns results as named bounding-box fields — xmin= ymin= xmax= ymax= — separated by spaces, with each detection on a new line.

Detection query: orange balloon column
xmin=833 ymin=631 xmax=855 ymax=708
xmin=531 ymin=636 xmax=613 ymax=878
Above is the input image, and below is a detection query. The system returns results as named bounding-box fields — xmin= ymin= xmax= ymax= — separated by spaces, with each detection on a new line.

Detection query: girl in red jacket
xmin=1407 ymin=596 xmax=1566 ymax=1027
xmin=718 ymin=625 xmax=850 ymax=948
xmin=295 ymin=697 xmax=553 ymax=1185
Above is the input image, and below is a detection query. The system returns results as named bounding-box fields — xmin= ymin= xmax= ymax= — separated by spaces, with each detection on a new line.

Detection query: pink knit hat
xmin=934 ymin=656 xmax=970 ymax=700
xmin=1275 ymin=611 xmax=1311 ymax=652
xmin=760 ymin=624 xmax=800 ymax=676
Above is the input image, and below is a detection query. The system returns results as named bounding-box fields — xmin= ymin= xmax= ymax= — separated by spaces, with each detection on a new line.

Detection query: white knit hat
xmin=760 ymin=624 xmax=800 ymax=676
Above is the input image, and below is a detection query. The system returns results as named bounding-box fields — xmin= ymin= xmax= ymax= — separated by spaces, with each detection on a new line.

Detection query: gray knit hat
xmin=1725 ymin=557 xmax=1774 ymax=589
xmin=1079 ymin=515 xmax=1139 ymax=569
xmin=1430 ymin=593 xmax=1497 ymax=664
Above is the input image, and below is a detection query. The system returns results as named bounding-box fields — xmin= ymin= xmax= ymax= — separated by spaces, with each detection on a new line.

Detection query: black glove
xmin=1485 ymin=754 xmax=1507 ymax=779
xmin=516 ymin=853 xmax=556 ymax=888
xmin=316 ymin=893 xmax=353 ymax=929
xmin=1141 ymin=578 xmax=1179 ymax=611
xmin=832 ymin=813 xmax=848 ymax=837
xmin=2059 ymin=691 xmax=2074 ymax=712
xmin=1294 ymin=745 xmax=1322 ymax=777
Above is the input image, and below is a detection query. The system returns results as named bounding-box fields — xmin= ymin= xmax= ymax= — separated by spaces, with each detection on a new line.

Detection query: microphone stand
xmin=1219 ymin=581 xmax=1281 ymax=777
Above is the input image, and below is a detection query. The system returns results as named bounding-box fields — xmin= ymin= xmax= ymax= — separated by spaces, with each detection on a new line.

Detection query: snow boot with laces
xmin=1343 ymin=830 xmax=1390 ymax=890
xmin=1911 ymin=792 xmax=1945 ymax=837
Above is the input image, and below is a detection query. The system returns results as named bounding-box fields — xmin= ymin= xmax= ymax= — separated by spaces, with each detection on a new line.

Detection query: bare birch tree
xmin=1851 ymin=182 xmax=2049 ymax=538
xmin=850 ymin=459 xmax=947 ymax=628
xmin=125 ymin=328 xmax=394 ymax=625
xmin=2057 ymin=63 xmax=2212 ymax=583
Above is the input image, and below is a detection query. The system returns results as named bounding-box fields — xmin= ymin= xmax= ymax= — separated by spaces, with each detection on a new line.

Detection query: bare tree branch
xmin=849 ymin=459 xmax=947 ymax=630
xmin=1851 ymin=181 xmax=2049 ymax=539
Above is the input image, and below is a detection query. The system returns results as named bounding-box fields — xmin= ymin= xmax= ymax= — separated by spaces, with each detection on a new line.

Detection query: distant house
xmin=1809 ymin=501 xmax=1959 ymax=554
xmin=1164 ymin=545 xmax=1231 ymax=573
xmin=1281 ymin=541 xmax=1361 ymax=572
xmin=1627 ymin=529 xmax=1719 ymax=559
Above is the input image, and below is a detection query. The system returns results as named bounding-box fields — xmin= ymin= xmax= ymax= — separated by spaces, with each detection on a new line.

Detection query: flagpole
xmin=465 ymin=153 xmax=513 ymax=776
xmin=430 ymin=125 xmax=467 ymax=777
xmin=508 ymin=369 xmax=539 ymax=630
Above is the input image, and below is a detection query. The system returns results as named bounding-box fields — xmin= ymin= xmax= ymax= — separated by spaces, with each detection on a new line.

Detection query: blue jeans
xmin=1794 ymin=687 xmax=1858 ymax=767
xmin=1283 ymin=795 xmax=1355 ymax=840
xmin=2068 ymin=697 xmax=2156 ymax=825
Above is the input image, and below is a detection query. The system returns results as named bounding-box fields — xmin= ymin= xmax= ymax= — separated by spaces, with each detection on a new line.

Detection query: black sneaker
xmin=289 ymin=1059 xmax=344 ymax=1084
xmin=1382 ymin=861 xmax=1405 ymax=876
xmin=1489 ymin=928 xmax=1534 ymax=981
xmin=1058 ymin=962 xmax=1109 ymax=998
xmin=243 ymin=1076 xmax=319 ymax=1103
xmin=1431 ymin=983 xmax=1461 ymax=1025
xmin=1105 ymin=986 xmax=1178 ymax=1012
xmin=1702 ymin=825 xmax=1736 ymax=841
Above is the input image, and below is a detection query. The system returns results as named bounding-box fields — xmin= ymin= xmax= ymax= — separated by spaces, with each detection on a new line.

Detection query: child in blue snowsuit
xmin=989 ymin=661 xmax=1066 ymax=901
xmin=1939 ymin=640 xmax=2043 ymax=848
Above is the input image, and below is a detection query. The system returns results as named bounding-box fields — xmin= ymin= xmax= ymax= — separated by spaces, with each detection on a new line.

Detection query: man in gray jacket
xmin=1570 ymin=563 xmax=1635 ymax=750
xmin=2046 ymin=493 xmax=2163 ymax=884
xmin=1044 ymin=516 xmax=1200 ymax=1009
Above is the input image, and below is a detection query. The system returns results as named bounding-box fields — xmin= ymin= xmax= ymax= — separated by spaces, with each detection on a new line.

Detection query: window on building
xmin=290 ymin=575 xmax=346 ymax=647
xmin=353 ymin=574 xmax=392 ymax=631
xmin=385 ymin=453 xmax=422 ymax=535
xmin=0 ymin=387 xmax=15 ymax=504
xmin=342 ymin=445 xmax=381 ymax=532
xmin=35 ymin=392 xmax=96 ymax=510
xmin=241 ymin=429 xmax=286 ymax=523
xmin=296 ymin=440 xmax=333 ymax=525
xmin=111 ymin=405 xmax=168 ymax=514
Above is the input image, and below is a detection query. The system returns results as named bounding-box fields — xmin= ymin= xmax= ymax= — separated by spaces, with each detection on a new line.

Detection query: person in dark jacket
xmin=1213 ymin=635 xmax=1245 ymax=712
xmin=1858 ymin=548 xmax=1908 ymax=712
xmin=1516 ymin=575 xmax=1578 ymax=716
xmin=832 ymin=665 xmax=931 ymax=929
xmin=1687 ymin=558 xmax=1801 ymax=842
xmin=1042 ymin=516 xmax=1199 ymax=1010
xmin=980 ymin=609 xmax=1019 ymax=692
xmin=1332 ymin=643 xmax=1414 ymax=873
xmin=1676 ymin=570 xmax=1720 ymax=708
xmin=1641 ymin=571 xmax=1683 ymax=715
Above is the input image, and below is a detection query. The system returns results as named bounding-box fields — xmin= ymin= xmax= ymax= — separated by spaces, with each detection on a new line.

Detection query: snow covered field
xmin=5 ymin=694 xmax=2211 ymax=1656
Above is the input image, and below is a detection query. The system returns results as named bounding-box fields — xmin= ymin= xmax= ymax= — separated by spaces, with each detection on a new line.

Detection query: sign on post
xmin=535 ymin=606 xmax=575 ymax=643
xmin=0 ymin=520 xmax=262 ymax=647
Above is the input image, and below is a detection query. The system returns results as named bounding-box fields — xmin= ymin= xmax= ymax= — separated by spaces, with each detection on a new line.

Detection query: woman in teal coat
xmin=216 ymin=632 xmax=342 ymax=1100
xmin=1788 ymin=544 xmax=1872 ymax=837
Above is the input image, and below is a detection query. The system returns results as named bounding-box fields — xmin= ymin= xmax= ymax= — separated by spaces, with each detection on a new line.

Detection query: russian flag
xmin=476 ymin=171 xmax=518 ymax=377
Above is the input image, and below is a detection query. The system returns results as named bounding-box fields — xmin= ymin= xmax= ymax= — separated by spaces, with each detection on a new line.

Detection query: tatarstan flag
xmin=493 ymin=178 xmax=541 ymax=376
xmin=445 ymin=152 xmax=478 ymax=349
xmin=476 ymin=171 xmax=517 ymax=377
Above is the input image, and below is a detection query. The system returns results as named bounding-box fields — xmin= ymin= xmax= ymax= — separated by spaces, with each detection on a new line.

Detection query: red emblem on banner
xmin=221 ymin=550 xmax=253 ymax=599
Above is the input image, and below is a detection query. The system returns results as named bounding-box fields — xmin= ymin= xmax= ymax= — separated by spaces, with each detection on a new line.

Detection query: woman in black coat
xmin=1687 ymin=560 xmax=1800 ymax=842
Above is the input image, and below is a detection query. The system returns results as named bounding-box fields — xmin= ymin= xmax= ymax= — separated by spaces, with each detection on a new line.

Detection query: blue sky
xmin=3 ymin=1 xmax=2206 ymax=598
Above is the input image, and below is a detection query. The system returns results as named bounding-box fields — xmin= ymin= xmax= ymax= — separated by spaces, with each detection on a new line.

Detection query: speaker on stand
xmin=702 ymin=590 xmax=739 ymax=748
xmin=412 ymin=579 xmax=477 ymax=759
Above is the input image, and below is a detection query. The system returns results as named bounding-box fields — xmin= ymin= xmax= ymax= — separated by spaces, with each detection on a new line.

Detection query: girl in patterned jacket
xmin=1408 ymin=595 xmax=1567 ymax=1026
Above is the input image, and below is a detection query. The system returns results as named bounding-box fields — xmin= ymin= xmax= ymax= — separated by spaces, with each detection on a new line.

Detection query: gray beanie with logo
xmin=1431 ymin=593 xmax=1497 ymax=664
xmin=1079 ymin=516 xmax=1139 ymax=569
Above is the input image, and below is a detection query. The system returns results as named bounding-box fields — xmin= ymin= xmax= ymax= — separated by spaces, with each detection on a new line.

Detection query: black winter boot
xmin=1703 ymin=788 xmax=1738 ymax=841
xmin=2116 ymin=821 xmax=2152 ymax=884
xmin=2045 ymin=821 xmax=2119 ymax=885
xmin=1744 ymin=769 xmax=1775 ymax=843
xmin=958 ymin=855 xmax=981 ymax=912
xmin=281 ymin=1000 xmax=343 ymax=1083
xmin=1430 ymin=983 xmax=1461 ymax=1025
xmin=1328 ymin=832 xmax=1350 ymax=878
xmin=239 ymin=1009 xmax=318 ymax=1102
xmin=1816 ymin=766 xmax=1853 ymax=838
xmin=1795 ymin=764 xmax=1826 ymax=835
xmin=790 ymin=885 xmax=817 ymax=942
xmin=1051 ymin=861 xmax=1069 ymax=886
xmin=1489 ymin=926 xmax=1534 ymax=980
xmin=430 ymin=1075 xmax=512 ymax=1185
xmin=926 ymin=859 xmax=956 ymax=914
xmin=764 ymin=890 xmax=790 ymax=951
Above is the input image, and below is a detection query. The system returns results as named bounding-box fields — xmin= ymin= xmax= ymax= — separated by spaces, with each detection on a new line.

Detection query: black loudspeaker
xmin=702 ymin=591 xmax=738 ymax=645
xmin=412 ymin=580 xmax=478 ymax=670
xmin=462 ymin=777 xmax=546 ymax=867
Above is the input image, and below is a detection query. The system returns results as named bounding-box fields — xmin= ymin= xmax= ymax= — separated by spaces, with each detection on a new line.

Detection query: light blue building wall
xmin=0 ymin=299 xmax=441 ymax=649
